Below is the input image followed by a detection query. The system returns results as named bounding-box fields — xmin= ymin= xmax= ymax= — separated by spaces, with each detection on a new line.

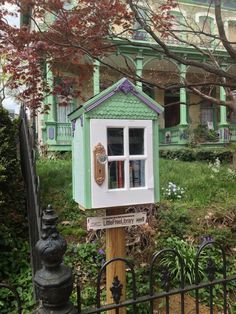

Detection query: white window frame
xmin=90 ymin=119 xmax=154 ymax=208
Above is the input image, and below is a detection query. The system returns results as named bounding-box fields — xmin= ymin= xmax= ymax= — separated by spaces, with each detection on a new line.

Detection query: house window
xmin=228 ymin=20 xmax=236 ymax=47
xmin=199 ymin=16 xmax=213 ymax=33
xmin=57 ymin=103 xmax=74 ymax=123
xmin=54 ymin=77 xmax=76 ymax=123
xmin=200 ymin=101 xmax=214 ymax=128
xmin=168 ymin=11 xmax=185 ymax=43
xmin=133 ymin=5 xmax=149 ymax=40
xmin=198 ymin=16 xmax=214 ymax=46
xmin=164 ymin=92 xmax=180 ymax=128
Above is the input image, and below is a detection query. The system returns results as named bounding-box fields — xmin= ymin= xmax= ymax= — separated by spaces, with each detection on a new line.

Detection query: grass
xmin=36 ymin=156 xmax=236 ymax=310
xmin=37 ymin=156 xmax=236 ymax=249
xmin=160 ymin=158 xmax=236 ymax=208
xmin=37 ymin=157 xmax=88 ymax=240
xmin=37 ymin=157 xmax=236 ymax=213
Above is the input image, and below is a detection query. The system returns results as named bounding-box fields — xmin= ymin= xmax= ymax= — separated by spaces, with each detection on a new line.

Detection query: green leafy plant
xmin=156 ymin=237 xmax=236 ymax=309
xmin=193 ymin=125 xmax=219 ymax=143
xmin=159 ymin=148 xmax=233 ymax=163
xmin=0 ymin=108 xmax=33 ymax=313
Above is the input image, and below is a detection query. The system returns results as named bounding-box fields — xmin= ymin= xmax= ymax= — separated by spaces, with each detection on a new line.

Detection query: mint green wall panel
xmin=153 ymin=120 xmax=160 ymax=202
xmin=72 ymin=118 xmax=86 ymax=206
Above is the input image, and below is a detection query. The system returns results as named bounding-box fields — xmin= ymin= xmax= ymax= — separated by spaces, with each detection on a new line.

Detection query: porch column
xmin=219 ymin=86 xmax=229 ymax=143
xmin=220 ymin=86 xmax=227 ymax=125
xmin=46 ymin=64 xmax=57 ymax=145
xmin=135 ymin=51 xmax=143 ymax=89
xmin=179 ymin=64 xmax=188 ymax=126
xmin=93 ymin=60 xmax=100 ymax=95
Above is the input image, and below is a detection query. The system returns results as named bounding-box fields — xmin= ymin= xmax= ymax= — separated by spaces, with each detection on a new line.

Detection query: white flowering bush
xmin=208 ymin=158 xmax=236 ymax=180
xmin=162 ymin=182 xmax=185 ymax=200
xmin=208 ymin=157 xmax=221 ymax=174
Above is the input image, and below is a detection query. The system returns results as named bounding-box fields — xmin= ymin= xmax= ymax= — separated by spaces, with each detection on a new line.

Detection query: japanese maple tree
xmin=0 ymin=0 xmax=236 ymax=111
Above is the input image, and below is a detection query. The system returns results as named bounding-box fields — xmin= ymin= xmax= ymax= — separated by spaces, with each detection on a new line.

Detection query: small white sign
xmin=87 ymin=212 xmax=147 ymax=231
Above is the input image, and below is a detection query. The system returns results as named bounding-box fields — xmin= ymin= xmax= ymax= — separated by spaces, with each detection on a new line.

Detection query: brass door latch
xmin=93 ymin=143 xmax=107 ymax=185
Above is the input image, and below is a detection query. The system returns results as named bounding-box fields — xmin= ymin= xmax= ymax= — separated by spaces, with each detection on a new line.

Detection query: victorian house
xmin=34 ymin=0 xmax=236 ymax=151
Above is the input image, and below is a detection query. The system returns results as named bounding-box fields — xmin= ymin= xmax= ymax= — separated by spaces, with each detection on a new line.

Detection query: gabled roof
xmin=68 ymin=77 xmax=163 ymax=121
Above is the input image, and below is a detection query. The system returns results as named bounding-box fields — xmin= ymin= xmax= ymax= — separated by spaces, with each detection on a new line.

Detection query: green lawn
xmin=159 ymin=158 xmax=236 ymax=207
xmin=36 ymin=156 xmax=236 ymax=310
xmin=37 ymin=156 xmax=236 ymax=248
xmin=37 ymin=157 xmax=236 ymax=212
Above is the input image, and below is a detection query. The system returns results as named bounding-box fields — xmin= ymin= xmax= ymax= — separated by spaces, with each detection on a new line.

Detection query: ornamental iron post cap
xmin=36 ymin=205 xmax=67 ymax=268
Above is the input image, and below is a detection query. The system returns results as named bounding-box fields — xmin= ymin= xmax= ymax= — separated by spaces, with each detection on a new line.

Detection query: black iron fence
xmin=19 ymin=106 xmax=41 ymax=276
xmin=78 ymin=244 xmax=236 ymax=314
xmin=2 ymin=206 xmax=235 ymax=314
xmin=2 ymin=106 xmax=234 ymax=312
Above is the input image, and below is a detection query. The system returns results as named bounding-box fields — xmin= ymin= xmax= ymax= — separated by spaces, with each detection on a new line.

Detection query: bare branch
xmin=215 ymin=0 xmax=236 ymax=60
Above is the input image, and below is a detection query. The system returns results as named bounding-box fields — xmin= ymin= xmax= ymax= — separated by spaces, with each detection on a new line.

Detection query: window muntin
xmin=107 ymin=126 xmax=146 ymax=190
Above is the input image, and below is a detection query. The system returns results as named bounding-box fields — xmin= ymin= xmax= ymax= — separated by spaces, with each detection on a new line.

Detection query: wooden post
xmin=233 ymin=152 xmax=236 ymax=169
xmin=106 ymin=207 xmax=126 ymax=314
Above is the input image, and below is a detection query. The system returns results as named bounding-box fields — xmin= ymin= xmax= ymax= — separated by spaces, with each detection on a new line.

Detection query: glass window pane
xmin=107 ymin=128 xmax=124 ymax=156
xmin=129 ymin=128 xmax=144 ymax=155
xmin=108 ymin=161 xmax=124 ymax=189
xmin=129 ymin=160 xmax=145 ymax=188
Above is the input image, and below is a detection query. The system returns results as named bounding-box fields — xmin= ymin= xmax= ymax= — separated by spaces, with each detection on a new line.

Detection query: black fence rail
xmin=35 ymin=207 xmax=236 ymax=313
xmin=19 ymin=106 xmax=41 ymax=277
xmin=2 ymin=205 xmax=236 ymax=313
xmin=77 ymin=243 xmax=236 ymax=314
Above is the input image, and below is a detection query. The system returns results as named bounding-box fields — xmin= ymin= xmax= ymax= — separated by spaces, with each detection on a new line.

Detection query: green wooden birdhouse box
xmin=68 ymin=78 xmax=163 ymax=210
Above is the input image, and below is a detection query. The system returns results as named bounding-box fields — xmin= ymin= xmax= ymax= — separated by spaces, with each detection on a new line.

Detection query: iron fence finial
xmin=34 ymin=205 xmax=77 ymax=313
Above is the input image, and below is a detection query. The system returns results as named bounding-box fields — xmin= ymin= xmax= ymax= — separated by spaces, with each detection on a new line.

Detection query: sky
xmin=2 ymin=4 xmax=20 ymax=113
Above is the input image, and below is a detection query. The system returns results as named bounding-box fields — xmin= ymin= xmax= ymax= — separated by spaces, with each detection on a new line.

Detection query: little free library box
xmin=69 ymin=78 xmax=163 ymax=210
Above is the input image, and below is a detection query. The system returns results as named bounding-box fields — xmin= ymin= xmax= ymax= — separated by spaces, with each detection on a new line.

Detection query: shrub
xmin=193 ymin=125 xmax=219 ymax=143
xmin=0 ymin=107 xmax=32 ymax=313
xmin=160 ymin=148 xmax=233 ymax=163
xmin=0 ymin=108 xmax=25 ymax=216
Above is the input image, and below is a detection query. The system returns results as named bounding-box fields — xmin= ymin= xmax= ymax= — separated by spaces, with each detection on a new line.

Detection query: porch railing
xmin=45 ymin=121 xmax=72 ymax=147
xmin=159 ymin=126 xmax=180 ymax=144
xmin=56 ymin=122 xmax=72 ymax=143
xmin=229 ymin=124 xmax=236 ymax=142
xmin=126 ymin=31 xmax=224 ymax=50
